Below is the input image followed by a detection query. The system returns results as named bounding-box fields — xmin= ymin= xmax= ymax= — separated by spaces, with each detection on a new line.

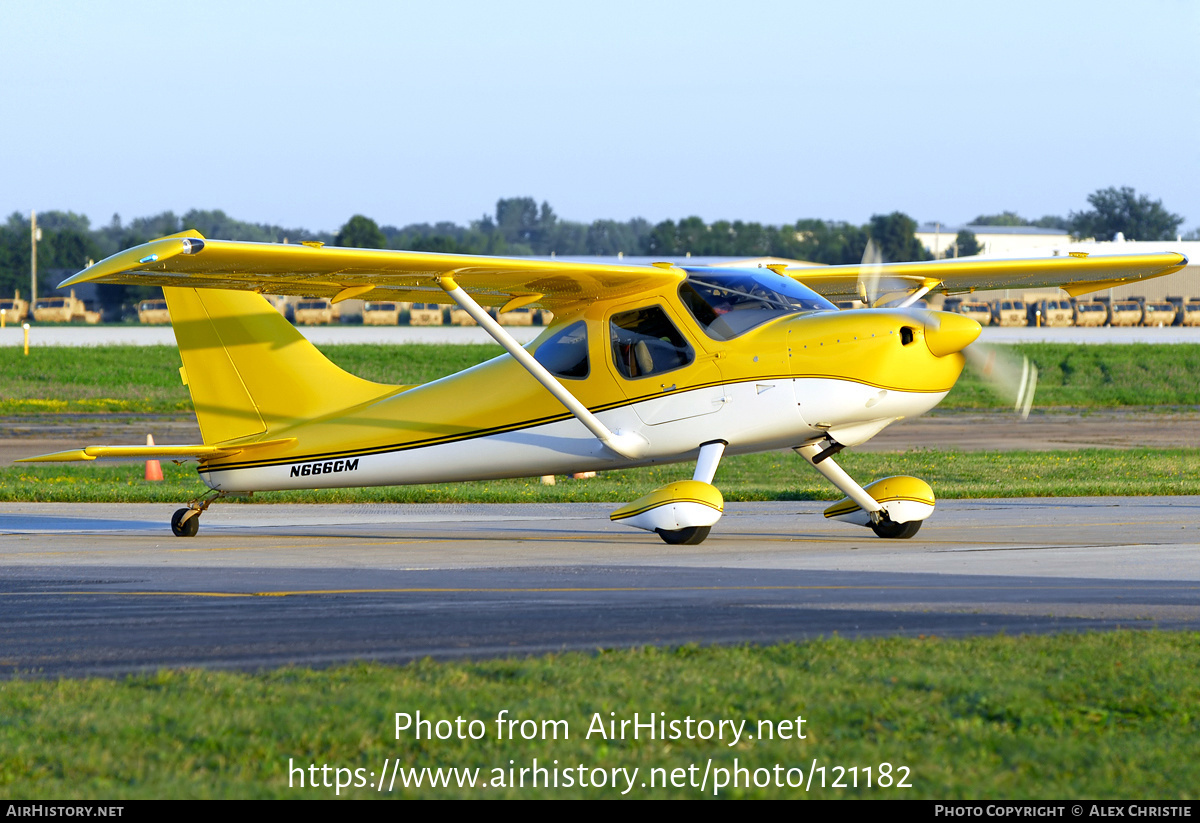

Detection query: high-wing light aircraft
xmin=22 ymin=234 xmax=1187 ymax=543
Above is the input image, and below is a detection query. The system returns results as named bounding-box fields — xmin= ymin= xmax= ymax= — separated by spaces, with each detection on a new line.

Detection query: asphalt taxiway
xmin=3 ymin=498 xmax=1199 ymax=677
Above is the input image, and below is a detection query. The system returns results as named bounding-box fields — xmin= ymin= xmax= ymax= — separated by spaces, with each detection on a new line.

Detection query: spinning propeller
xmin=963 ymin=342 xmax=1038 ymax=420
xmin=857 ymin=239 xmax=884 ymax=307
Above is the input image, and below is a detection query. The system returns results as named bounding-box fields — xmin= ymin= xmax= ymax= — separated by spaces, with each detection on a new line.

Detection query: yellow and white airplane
xmin=21 ymin=233 xmax=1187 ymax=543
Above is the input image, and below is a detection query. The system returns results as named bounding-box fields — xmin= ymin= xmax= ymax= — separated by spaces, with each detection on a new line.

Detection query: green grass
xmin=0 ymin=344 xmax=507 ymax=414
xmin=1 ymin=633 xmax=1196 ymax=798
xmin=0 ymin=345 xmax=194 ymax=415
xmin=4 ymin=343 xmax=1200 ymax=414
xmin=5 ymin=448 xmax=1200 ymax=503
xmin=947 ymin=343 xmax=1200 ymax=410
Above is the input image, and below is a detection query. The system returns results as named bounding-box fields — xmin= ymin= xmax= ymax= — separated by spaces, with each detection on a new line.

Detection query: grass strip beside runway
xmin=4 ymin=343 xmax=1200 ymax=414
xmin=4 ymin=448 xmax=1199 ymax=503
xmin=0 ymin=632 xmax=1195 ymax=798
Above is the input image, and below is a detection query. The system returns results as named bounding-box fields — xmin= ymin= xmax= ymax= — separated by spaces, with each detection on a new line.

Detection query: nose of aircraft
xmin=923 ymin=311 xmax=981 ymax=357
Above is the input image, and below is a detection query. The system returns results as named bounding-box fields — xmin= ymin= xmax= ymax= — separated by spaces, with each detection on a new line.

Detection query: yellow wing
xmin=59 ymin=231 xmax=1187 ymax=308
xmin=788 ymin=252 xmax=1189 ymax=301
xmin=59 ymin=231 xmax=683 ymax=311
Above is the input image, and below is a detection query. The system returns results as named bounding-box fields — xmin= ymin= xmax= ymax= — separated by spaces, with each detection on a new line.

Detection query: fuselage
xmin=198 ymin=274 xmax=975 ymax=493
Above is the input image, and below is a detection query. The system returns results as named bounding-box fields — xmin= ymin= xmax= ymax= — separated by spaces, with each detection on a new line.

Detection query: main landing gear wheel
xmin=655 ymin=526 xmax=711 ymax=545
xmin=171 ymin=508 xmax=200 ymax=537
xmin=870 ymin=519 xmax=921 ymax=539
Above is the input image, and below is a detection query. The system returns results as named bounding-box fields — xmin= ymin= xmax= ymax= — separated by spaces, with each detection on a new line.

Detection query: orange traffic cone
xmin=145 ymin=434 xmax=163 ymax=481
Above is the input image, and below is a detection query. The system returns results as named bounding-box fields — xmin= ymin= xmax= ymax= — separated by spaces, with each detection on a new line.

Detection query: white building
xmin=916 ymin=223 xmax=1074 ymax=258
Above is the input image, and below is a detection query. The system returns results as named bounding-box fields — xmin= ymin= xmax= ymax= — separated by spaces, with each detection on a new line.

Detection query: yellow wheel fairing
xmin=610 ymin=480 xmax=725 ymax=520
xmin=610 ymin=480 xmax=724 ymax=533
xmin=824 ymin=475 xmax=937 ymax=527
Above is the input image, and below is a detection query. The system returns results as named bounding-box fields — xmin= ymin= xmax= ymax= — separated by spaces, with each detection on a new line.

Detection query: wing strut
xmin=894 ymin=279 xmax=940 ymax=308
xmin=437 ymin=276 xmax=648 ymax=459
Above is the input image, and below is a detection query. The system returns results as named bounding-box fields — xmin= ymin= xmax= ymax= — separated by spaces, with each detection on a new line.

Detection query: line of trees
xmin=0 ymin=209 xmax=330 ymax=313
xmin=368 ymin=200 xmax=932 ymax=266
xmin=970 ymin=187 xmax=1185 ymax=241
xmin=0 ymin=203 xmax=937 ymax=305
xmin=0 ymin=188 xmax=1188 ymax=312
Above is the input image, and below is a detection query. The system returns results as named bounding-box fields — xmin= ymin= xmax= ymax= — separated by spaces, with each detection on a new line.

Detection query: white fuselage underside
xmin=201 ymin=377 xmax=947 ymax=493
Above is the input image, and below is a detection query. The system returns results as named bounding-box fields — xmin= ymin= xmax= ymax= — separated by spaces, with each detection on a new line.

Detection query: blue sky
xmin=2 ymin=0 xmax=1197 ymax=233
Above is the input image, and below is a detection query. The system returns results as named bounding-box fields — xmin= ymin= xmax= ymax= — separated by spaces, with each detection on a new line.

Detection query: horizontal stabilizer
xmin=18 ymin=438 xmax=296 ymax=463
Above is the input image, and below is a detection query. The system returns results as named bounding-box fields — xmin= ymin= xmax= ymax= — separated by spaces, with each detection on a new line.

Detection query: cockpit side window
xmin=679 ymin=269 xmax=836 ymax=340
xmin=534 ymin=321 xmax=589 ymax=379
xmin=610 ymin=306 xmax=694 ymax=380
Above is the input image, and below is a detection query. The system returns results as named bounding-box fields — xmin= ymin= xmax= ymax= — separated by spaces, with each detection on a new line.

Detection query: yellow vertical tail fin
xmin=164 ymin=287 xmax=396 ymax=444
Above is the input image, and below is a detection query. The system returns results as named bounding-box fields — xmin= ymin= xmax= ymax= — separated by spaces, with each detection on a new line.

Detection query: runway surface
xmin=3 ymin=498 xmax=1199 ymax=677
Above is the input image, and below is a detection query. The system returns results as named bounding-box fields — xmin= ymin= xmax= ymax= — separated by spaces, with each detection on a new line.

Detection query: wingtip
xmin=56 ymin=234 xmax=199 ymax=288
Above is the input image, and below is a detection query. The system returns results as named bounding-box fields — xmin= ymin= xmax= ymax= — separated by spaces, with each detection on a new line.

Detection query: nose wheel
xmin=870 ymin=518 xmax=921 ymax=539
xmin=656 ymin=526 xmax=711 ymax=545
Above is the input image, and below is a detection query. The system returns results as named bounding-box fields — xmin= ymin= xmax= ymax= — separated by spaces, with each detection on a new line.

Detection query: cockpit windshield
xmin=678 ymin=269 xmax=836 ymax=341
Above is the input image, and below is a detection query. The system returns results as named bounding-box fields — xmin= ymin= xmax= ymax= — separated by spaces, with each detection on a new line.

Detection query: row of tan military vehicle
xmin=8 ymin=292 xmax=1197 ymax=329
xmin=0 ymin=290 xmax=101 ymax=324
xmin=942 ymin=296 xmax=1200 ymax=327
xmin=295 ymin=300 xmax=554 ymax=327
xmin=130 ymin=298 xmax=555 ymax=327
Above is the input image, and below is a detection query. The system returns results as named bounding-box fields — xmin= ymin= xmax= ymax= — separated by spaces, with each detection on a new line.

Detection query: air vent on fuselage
xmin=900 ymin=326 xmax=916 ymax=345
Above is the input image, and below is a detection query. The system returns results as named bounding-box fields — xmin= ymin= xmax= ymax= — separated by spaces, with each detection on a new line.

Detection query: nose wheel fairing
xmin=822 ymin=475 xmax=936 ymax=530
xmin=796 ymin=440 xmax=935 ymax=538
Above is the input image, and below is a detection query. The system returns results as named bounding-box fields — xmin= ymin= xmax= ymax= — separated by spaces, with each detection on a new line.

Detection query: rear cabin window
xmin=534 ymin=321 xmax=589 ymax=379
xmin=609 ymin=306 xmax=694 ymax=379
